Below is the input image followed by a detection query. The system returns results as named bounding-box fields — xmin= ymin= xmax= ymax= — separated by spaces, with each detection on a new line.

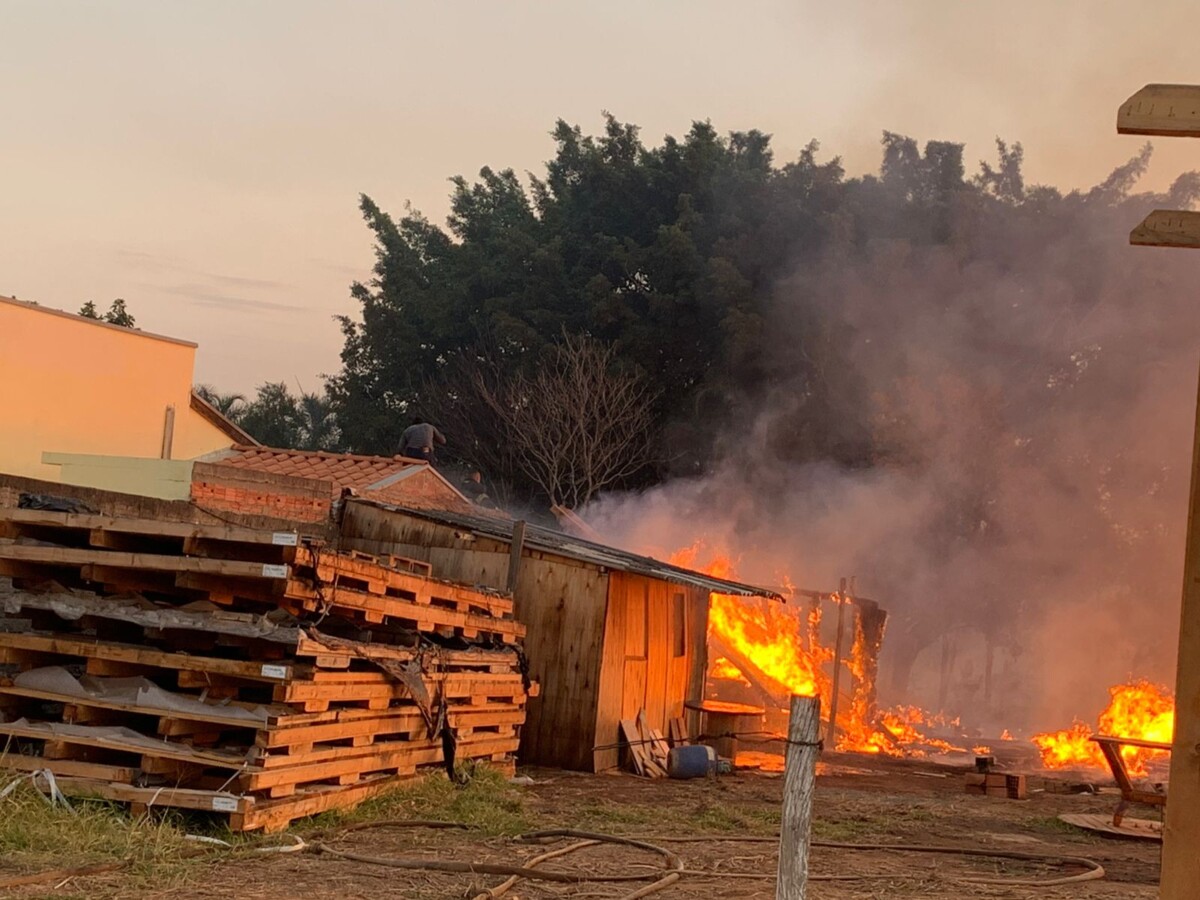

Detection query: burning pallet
xmin=0 ymin=506 xmax=530 ymax=832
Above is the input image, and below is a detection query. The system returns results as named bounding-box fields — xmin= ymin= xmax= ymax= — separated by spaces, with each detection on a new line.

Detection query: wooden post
xmin=1116 ymin=86 xmax=1200 ymax=898
xmin=160 ymin=404 xmax=175 ymax=459
xmin=825 ymin=578 xmax=847 ymax=747
xmin=776 ymin=693 xmax=821 ymax=900
xmin=1162 ymin=363 xmax=1200 ymax=898
xmin=506 ymin=520 xmax=526 ymax=595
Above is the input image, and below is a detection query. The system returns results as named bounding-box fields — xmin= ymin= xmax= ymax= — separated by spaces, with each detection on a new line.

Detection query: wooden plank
xmin=0 ymin=544 xmax=288 ymax=580
xmin=1118 ymin=84 xmax=1200 ymax=137
xmin=0 ymin=631 xmax=295 ymax=682
xmin=44 ymin=776 xmax=251 ymax=815
xmin=258 ymin=705 xmax=524 ymax=750
xmin=245 ymin=735 xmax=517 ymax=790
xmin=0 ymin=720 xmax=250 ymax=770
xmin=0 ymin=684 xmax=277 ymax=729
xmin=506 ymin=520 xmax=526 ymax=594
xmin=619 ymin=718 xmax=648 ymax=776
xmin=0 ymin=754 xmax=138 ymax=783
xmin=277 ymin=673 xmax=526 ymax=706
xmin=0 ymin=588 xmax=301 ymax=646
xmin=0 ymin=507 xmax=300 ymax=548
xmin=1129 ymin=209 xmax=1200 ymax=249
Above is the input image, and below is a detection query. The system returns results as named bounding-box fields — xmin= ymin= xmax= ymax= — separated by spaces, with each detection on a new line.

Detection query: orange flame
xmin=1032 ymin=680 xmax=1174 ymax=776
xmin=671 ymin=542 xmax=960 ymax=758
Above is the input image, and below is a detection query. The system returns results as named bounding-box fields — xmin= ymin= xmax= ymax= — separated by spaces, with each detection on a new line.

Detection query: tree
xmin=436 ymin=334 xmax=657 ymax=507
xmin=330 ymin=115 xmax=846 ymax=473
xmin=79 ymin=299 xmax=136 ymax=328
xmin=194 ymin=384 xmax=247 ymax=419
xmin=234 ymin=383 xmax=302 ymax=449
xmin=296 ymin=389 xmax=340 ymax=451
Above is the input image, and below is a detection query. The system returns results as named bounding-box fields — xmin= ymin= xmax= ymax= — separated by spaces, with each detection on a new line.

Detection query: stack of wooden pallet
xmin=0 ymin=506 xmax=529 ymax=832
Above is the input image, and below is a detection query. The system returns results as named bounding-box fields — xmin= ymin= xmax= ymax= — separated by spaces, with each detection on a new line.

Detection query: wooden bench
xmin=685 ymin=700 xmax=764 ymax=760
xmin=1090 ymin=734 xmax=1170 ymax=826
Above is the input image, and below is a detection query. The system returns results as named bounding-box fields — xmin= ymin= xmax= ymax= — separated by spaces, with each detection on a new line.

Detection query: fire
xmin=672 ymin=541 xmax=962 ymax=759
xmin=671 ymin=544 xmax=820 ymax=697
xmin=710 ymin=657 xmax=751 ymax=685
xmin=1032 ymin=680 xmax=1174 ymax=776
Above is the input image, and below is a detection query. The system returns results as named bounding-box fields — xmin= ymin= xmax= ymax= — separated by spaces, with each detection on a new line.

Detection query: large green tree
xmin=327 ymin=115 xmax=846 ymax=482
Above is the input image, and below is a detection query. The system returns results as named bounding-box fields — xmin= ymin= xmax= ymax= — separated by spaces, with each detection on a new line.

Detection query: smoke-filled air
xmin=585 ymin=139 xmax=1200 ymax=737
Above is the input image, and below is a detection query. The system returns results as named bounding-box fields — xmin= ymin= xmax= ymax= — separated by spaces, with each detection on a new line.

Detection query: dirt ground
xmin=11 ymin=753 xmax=1162 ymax=900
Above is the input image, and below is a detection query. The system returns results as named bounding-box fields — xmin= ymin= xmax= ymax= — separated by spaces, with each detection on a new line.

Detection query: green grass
xmin=0 ymin=778 xmax=195 ymax=892
xmin=307 ymin=765 xmax=531 ymax=836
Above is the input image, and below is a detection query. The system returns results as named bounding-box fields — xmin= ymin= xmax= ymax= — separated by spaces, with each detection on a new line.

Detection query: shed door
xmin=620 ymin=579 xmax=674 ymax=725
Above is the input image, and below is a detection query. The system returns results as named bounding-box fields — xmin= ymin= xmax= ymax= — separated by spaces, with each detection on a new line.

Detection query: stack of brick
xmin=0 ymin=504 xmax=529 ymax=832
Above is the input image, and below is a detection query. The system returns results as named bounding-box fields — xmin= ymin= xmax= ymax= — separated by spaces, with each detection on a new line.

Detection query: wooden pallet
xmin=296 ymin=548 xmax=512 ymax=617
xmin=286 ymin=581 xmax=524 ymax=643
xmin=0 ymin=508 xmax=303 ymax=563
xmin=0 ymin=502 xmax=529 ymax=831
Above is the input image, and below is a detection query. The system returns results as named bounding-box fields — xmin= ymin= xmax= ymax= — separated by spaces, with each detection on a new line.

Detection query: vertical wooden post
xmin=776 ymin=693 xmax=821 ymax=900
xmin=160 ymin=404 xmax=175 ymax=459
xmin=826 ymin=578 xmax=848 ymax=747
xmin=506 ymin=520 xmax=526 ymax=595
xmin=983 ymin=635 xmax=994 ymax=706
xmin=1161 ymin=363 xmax=1200 ymax=899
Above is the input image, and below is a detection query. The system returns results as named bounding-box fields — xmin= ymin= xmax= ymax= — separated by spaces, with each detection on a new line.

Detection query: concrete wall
xmin=0 ymin=296 xmax=233 ymax=481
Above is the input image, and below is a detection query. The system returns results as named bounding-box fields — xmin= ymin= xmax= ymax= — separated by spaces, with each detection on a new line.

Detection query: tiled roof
xmin=216 ymin=445 xmax=423 ymax=493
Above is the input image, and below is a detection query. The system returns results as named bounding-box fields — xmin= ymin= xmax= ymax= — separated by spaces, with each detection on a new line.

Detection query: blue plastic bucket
xmin=667 ymin=744 xmax=717 ymax=778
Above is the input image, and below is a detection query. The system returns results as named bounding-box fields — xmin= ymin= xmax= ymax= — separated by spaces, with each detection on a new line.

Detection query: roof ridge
xmin=231 ymin=444 xmax=414 ymax=465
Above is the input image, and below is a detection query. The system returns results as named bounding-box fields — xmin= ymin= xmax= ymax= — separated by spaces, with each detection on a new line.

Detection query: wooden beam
xmin=1118 ymin=84 xmax=1200 ymax=137
xmin=161 ymin=404 xmax=175 ymax=459
xmin=506 ymin=520 xmax=526 ymax=594
xmin=1161 ymin=361 xmax=1200 ymax=899
xmin=826 ymin=578 xmax=848 ymax=748
xmin=1130 ymin=209 xmax=1200 ymax=249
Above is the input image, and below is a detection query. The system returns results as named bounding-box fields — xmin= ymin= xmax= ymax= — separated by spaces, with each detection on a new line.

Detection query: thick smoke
xmin=586 ymin=148 xmax=1200 ymax=734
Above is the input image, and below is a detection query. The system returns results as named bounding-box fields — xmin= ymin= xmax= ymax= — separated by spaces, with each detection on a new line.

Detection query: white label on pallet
xmin=261 ymin=664 xmax=288 ymax=680
xmin=271 ymin=532 xmax=299 ymax=546
xmin=211 ymin=796 xmax=239 ymax=813
xmin=261 ymin=564 xmax=289 ymax=578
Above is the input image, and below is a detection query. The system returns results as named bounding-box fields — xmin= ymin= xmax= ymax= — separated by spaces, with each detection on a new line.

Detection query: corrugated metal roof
xmin=353 ymin=499 xmax=783 ymax=601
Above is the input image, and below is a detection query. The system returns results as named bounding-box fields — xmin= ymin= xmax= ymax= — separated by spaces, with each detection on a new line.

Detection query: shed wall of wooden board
xmin=593 ymin=572 xmax=709 ymax=771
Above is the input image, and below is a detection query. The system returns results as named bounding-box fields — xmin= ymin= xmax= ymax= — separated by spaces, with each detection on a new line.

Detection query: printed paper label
xmin=261 ymin=664 xmax=288 ymax=679
xmin=271 ymin=532 xmax=299 ymax=546
xmin=261 ymin=564 xmax=289 ymax=578
xmin=211 ymin=796 xmax=238 ymax=812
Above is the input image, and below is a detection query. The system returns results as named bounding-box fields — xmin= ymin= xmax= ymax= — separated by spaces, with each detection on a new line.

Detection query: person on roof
xmin=399 ymin=416 xmax=446 ymax=464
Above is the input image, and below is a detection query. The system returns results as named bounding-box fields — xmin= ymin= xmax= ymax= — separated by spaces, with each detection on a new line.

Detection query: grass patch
xmin=569 ymin=800 xmax=664 ymax=830
xmin=1026 ymin=815 xmax=1093 ymax=838
xmin=690 ymin=802 xmax=780 ymax=834
xmin=0 ymin=778 xmax=194 ymax=891
xmin=309 ymin=766 xmax=531 ymax=836
xmin=812 ymin=814 xmax=890 ymax=841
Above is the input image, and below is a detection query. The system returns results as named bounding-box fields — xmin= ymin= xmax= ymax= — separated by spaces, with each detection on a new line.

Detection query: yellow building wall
xmin=0 ymin=297 xmax=235 ymax=483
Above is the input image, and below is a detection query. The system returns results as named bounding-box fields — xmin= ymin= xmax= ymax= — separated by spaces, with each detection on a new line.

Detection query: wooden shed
xmin=338 ymin=499 xmax=781 ymax=771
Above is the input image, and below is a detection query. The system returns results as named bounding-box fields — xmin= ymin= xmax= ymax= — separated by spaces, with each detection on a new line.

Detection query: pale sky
xmin=3 ymin=0 xmax=1200 ymax=393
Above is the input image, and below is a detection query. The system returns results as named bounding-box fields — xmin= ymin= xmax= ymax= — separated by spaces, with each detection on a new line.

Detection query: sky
xmin=3 ymin=0 xmax=1200 ymax=394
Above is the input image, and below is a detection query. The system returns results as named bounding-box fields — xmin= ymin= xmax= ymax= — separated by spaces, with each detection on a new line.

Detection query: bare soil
xmin=17 ymin=753 xmax=1161 ymax=899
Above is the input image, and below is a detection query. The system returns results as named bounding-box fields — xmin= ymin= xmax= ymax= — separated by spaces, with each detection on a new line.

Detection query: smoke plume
xmin=586 ymin=145 xmax=1200 ymax=734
